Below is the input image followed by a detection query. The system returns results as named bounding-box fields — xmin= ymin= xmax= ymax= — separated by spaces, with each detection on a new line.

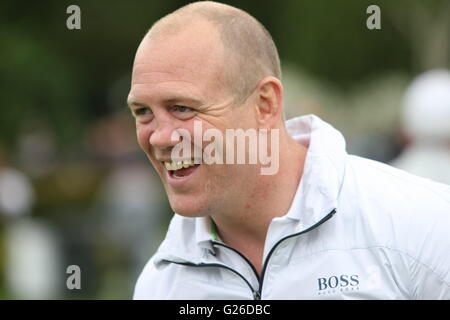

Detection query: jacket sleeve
xmin=408 ymin=256 xmax=450 ymax=299
xmin=407 ymin=183 xmax=450 ymax=299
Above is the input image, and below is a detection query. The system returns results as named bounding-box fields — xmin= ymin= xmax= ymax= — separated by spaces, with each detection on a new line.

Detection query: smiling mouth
xmin=164 ymin=160 xmax=200 ymax=178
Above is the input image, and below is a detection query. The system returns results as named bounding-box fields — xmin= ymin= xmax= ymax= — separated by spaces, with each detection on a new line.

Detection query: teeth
xmin=164 ymin=160 xmax=196 ymax=171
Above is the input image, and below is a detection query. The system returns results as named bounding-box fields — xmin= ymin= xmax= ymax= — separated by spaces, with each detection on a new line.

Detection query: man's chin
xmin=169 ymin=196 xmax=209 ymax=217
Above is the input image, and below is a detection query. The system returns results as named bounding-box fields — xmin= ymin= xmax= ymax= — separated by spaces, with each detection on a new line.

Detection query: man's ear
xmin=254 ymin=76 xmax=283 ymax=128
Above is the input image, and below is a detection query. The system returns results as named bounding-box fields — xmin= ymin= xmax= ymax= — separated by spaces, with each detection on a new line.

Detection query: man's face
xmin=128 ymin=21 xmax=260 ymax=217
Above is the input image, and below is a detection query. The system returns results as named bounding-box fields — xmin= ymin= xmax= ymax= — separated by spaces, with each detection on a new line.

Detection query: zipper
xmin=257 ymin=208 xmax=336 ymax=297
xmin=211 ymin=241 xmax=262 ymax=299
xmin=212 ymin=208 xmax=336 ymax=299
xmin=162 ymin=260 xmax=258 ymax=298
xmin=164 ymin=208 xmax=336 ymax=300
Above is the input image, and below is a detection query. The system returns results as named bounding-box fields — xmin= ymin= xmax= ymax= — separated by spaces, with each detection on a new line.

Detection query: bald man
xmin=129 ymin=2 xmax=450 ymax=300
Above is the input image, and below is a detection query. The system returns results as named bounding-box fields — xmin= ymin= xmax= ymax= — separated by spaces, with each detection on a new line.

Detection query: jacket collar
xmin=284 ymin=114 xmax=347 ymax=229
xmin=155 ymin=115 xmax=347 ymax=263
xmin=154 ymin=214 xmax=215 ymax=265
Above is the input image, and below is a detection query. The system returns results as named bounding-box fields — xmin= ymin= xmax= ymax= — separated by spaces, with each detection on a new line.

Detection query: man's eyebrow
xmin=126 ymin=99 xmax=146 ymax=109
xmin=164 ymin=96 xmax=203 ymax=106
xmin=127 ymin=95 xmax=203 ymax=108
xmin=126 ymin=94 xmax=147 ymax=108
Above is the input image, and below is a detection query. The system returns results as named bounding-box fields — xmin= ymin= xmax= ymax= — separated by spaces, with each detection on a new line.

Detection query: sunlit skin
xmin=128 ymin=19 xmax=307 ymax=273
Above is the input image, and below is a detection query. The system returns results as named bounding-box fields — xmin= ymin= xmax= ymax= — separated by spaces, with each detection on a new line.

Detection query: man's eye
xmin=172 ymin=105 xmax=196 ymax=119
xmin=174 ymin=105 xmax=193 ymax=113
xmin=134 ymin=107 xmax=152 ymax=116
xmin=131 ymin=107 xmax=153 ymax=122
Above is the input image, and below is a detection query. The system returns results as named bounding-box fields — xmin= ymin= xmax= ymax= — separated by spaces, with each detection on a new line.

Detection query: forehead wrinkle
xmin=131 ymin=65 xmax=228 ymax=104
xmin=129 ymin=82 xmax=206 ymax=106
xmin=132 ymin=66 xmax=196 ymax=82
xmin=132 ymin=61 xmax=216 ymax=88
xmin=131 ymin=77 xmax=197 ymax=86
xmin=133 ymin=63 xmax=195 ymax=74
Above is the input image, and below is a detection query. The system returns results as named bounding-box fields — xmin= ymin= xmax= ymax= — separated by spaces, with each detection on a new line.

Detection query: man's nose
xmin=149 ymin=121 xmax=181 ymax=149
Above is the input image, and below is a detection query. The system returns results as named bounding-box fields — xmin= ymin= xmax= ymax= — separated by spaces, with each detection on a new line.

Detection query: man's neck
xmin=211 ymin=133 xmax=307 ymax=274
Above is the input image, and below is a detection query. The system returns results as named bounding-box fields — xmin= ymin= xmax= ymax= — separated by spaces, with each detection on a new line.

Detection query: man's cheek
xmin=136 ymin=126 xmax=150 ymax=151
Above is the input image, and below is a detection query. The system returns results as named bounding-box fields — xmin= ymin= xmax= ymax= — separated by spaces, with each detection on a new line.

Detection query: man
xmin=129 ymin=1 xmax=450 ymax=299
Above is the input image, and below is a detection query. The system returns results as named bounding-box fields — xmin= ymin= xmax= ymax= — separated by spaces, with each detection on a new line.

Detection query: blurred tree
xmin=385 ymin=0 xmax=450 ymax=70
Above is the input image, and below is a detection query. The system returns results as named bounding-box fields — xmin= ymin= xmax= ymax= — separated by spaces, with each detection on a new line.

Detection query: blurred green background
xmin=0 ymin=0 xmax=449 ymax=299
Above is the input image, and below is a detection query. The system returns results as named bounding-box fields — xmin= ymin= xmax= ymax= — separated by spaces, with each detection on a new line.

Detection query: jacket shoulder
xmin=342 ymin=155 xmax=450 ymax=296
xmin=133 ymin=214 xmax=204 ymax=299
xmin=133 ymin=253 xmax=182 ymax=299
xmin=347 ymin=155 xmax=450 ymax=212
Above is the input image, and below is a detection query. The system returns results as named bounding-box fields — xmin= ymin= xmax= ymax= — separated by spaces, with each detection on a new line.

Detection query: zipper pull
xmin=253 ymin=291 xmax=261 ymax=300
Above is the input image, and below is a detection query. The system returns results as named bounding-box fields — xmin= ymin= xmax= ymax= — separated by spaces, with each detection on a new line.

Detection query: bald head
xmin=143 ymin=1 xmax=281 ymax=104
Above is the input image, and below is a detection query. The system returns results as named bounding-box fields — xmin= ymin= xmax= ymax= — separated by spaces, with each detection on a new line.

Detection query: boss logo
xmin=317 ymin=274 xmax=360 ymax=295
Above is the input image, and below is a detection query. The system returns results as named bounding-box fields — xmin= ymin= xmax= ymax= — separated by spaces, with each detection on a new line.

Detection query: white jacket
xmin=134 ymin=115 xmax=450 ymax=300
